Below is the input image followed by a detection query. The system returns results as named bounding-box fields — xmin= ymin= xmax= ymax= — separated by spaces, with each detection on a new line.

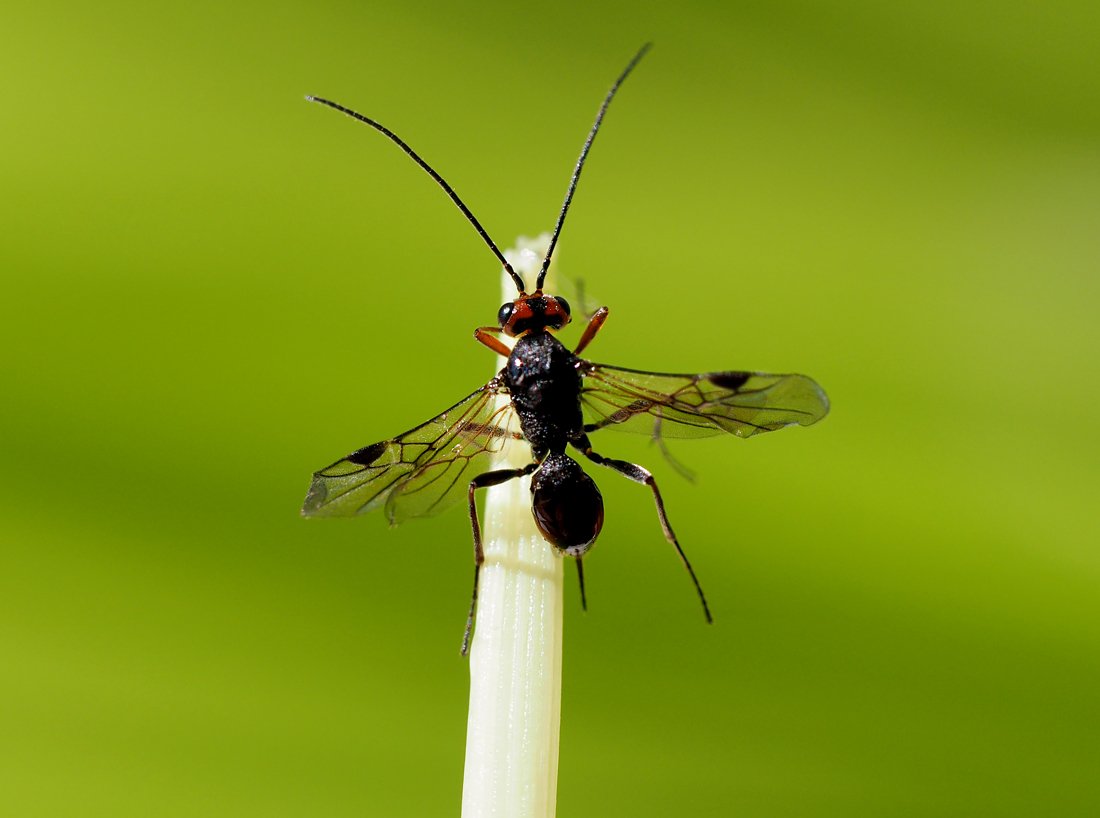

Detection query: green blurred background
xmin=3 ymin=1 xmax=1098 ymax=815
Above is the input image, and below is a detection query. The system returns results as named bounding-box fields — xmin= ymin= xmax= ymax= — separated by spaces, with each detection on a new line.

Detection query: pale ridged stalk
xmin=461 ymin=235 xmax=563 ymax=818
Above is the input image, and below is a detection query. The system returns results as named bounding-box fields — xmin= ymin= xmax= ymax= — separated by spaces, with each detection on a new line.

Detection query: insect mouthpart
xmin=499 ymin=293 xmax=573 ymax=337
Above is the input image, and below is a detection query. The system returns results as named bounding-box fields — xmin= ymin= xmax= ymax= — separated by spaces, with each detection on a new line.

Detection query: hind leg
xmin=463 ymin=463 xmax=537 ymax=654
xmin=578 ymin=444 xmax=712 ymax=623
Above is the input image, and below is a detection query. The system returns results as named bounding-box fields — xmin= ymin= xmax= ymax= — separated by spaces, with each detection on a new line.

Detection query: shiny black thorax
xmin=504 ymin=330 xmax=585 ymax=457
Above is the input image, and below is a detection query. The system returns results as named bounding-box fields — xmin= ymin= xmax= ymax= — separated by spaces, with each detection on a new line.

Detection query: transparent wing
xmin=580 ymin=363 xmax=829 ymax=440
xmin=301 ymin=379 xmax=523 ymax=524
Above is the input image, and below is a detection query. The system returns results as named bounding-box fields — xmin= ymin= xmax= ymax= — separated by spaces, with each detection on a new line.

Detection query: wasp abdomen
xmin=530 ymin=453 xmax=604 ymax=555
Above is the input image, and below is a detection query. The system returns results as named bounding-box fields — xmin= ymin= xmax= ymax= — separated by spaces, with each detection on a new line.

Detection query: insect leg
xmin=462 ymin=463 xmax=538 ymax=655
xmin=580 ymin=445 xmax=712 ymax=623
xmin=473 ymin=326 xmax=512 ymax=357
xmin=576 ymin=557 xmax=588 ymax=612
xmin=573 ymin=306 xmax=609 ymax=355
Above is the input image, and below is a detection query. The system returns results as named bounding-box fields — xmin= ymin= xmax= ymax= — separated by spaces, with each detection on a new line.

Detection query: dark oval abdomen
xmin=530 ymin=453 xmax=604 ymax=555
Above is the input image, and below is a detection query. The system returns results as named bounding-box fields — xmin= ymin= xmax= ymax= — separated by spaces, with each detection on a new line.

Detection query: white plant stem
xmin=461 ymin=235 xmax=563 ymax=818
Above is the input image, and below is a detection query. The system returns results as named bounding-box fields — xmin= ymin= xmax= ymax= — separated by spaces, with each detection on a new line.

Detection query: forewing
xmin=302 ymin=380 xmax=521 ymax=523
xmin=580 ymin=363 xmax=829 ymax=440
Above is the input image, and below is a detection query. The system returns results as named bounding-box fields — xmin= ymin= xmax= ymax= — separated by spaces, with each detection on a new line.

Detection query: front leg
xmin=573 ymin=306 xmax=609 ymax=355
xmin=474 ymin=326 xmax=512 ymax=357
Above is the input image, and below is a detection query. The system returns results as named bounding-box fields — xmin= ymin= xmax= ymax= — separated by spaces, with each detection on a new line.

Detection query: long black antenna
xmin=535 ymin=43 xmax=652 ymax=291
xmin=306 ymin=96 xmax=526 ymax=294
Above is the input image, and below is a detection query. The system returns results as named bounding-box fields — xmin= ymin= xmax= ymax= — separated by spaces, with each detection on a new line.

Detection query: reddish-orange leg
xmin=474 ymin=326 xmax=512 ymax=357
xmin=574 ymin=306 xmax=609 ymax=355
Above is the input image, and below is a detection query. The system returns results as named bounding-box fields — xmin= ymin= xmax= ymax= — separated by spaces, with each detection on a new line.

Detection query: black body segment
xmin=503 ymin=330 xmax=605 ymax=554
xmin=504 ymin=331 xmax=585 ymax=456
xmin=530 ymin=452 xmax=604 ymax=553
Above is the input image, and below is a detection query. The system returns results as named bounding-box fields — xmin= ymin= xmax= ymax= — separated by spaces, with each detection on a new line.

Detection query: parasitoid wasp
xmin=301 ymin=44 xmax=829 ymax=653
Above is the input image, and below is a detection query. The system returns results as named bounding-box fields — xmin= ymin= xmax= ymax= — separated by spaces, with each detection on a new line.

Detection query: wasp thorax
xmin=499 ymin=293 xmax=572 ymax=337
xmin=530 ymin=453 xmax=604 ymax=555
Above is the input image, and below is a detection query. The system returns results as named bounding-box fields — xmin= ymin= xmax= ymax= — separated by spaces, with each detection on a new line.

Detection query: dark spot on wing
xmin=708 ymin=371 xmax=751 ymax=390
xmin=347 ymin=441 xmax=387 ymax=465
